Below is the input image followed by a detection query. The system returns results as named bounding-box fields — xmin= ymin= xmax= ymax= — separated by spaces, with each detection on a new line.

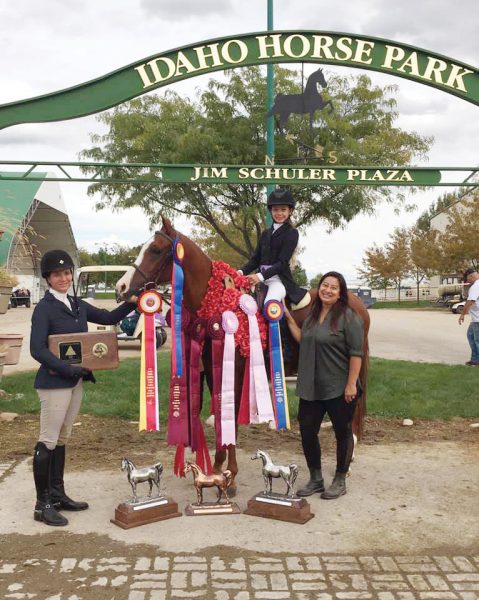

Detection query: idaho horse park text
xmin=135 ymin=33 xmax=474 ymax=96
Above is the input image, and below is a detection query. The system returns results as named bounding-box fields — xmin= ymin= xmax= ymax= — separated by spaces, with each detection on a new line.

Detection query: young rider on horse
xmin=238 ymin=189 xmax=310 ymax=310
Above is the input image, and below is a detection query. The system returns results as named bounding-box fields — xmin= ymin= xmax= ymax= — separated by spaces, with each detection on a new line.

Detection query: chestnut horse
xmin=116 ymin=216 xmax=369 ymax=489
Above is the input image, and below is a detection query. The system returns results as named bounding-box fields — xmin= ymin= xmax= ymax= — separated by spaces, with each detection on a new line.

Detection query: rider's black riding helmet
xmin=267 ymin=189 xmax=296 ymax=209
xmin=40 ymin=249 xmax=75 ymax=279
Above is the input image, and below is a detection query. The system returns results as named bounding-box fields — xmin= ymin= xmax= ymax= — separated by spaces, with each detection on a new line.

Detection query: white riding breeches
xmin=264 ymin=275 xmax=286 ymax=303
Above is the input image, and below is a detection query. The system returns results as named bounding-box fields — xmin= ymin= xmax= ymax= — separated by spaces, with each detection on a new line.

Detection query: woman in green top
xmin=284 ymin=271 xmax=364 ymax=499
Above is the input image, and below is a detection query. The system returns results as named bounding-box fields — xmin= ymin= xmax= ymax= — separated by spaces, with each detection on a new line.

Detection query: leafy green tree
xmin=409 ymin=226 xmax=439 ymax=302
xmin=436 ymin=194 xmax=479 ymax=272
xmin=359 ymin=229 xmax=412 ymax=301
xmin=80 ymin=67 xmax=431 ymax=257
xmin=358 ymin=245 xmax=394 ymax=300
xmin=309 ymin=273 xmax=323 ymax=289
xmin=292 ymin=264 xmax=308 ymax=287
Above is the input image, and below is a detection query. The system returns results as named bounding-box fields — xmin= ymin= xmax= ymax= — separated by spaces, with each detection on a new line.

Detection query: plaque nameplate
xmin=48 ymin=331 xmax=119 ymax=370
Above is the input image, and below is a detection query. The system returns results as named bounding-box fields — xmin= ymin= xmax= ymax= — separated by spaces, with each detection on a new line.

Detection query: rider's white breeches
xmin=264 ymin=275 xmax=286 ymax=304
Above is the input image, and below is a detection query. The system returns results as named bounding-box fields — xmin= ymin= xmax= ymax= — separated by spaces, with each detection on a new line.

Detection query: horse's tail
xmin=223 ymin=470 xmax=233 ymax=486
xmin=155 ymin=463 xmax=163 ymax=477
xmin=355 ymin=336 xmax=369 ymax=440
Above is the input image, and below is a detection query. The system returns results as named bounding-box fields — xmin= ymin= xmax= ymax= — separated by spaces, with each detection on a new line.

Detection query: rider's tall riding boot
xmin=33 ymin=442 xmax=68 ymax=526
xmin=296 ymin=468 xmax=325 ymax=497
xmin=50 ymin=445 xmax=89 ymax=511
xmin=320 ymin=471 xmax=347 ymax=500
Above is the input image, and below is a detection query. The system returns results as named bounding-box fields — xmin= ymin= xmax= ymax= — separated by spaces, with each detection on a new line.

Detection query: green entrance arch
xmin=0 ymin=31 xmax=477 ymax=130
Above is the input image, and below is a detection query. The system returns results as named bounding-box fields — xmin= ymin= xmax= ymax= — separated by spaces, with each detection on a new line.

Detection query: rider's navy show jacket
xmin=30 ymin=291 xmax=134 ymax=389
xmin=240 ymin=222 xmax=307 ymax=305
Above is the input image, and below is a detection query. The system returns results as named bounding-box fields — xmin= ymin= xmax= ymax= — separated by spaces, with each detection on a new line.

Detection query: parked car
xmin=451 ymin=300 xmax=465 ymax=314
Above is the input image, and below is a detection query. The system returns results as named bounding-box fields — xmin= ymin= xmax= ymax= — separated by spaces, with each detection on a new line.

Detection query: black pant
xmin=298 ymin=396 xmax=357 ymax=474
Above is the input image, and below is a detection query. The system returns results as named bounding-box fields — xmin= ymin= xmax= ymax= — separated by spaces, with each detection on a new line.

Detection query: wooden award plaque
xmin=48 ymin=331 xmax=119 ymax=370
xmin=184 ymin=501 xmax=241 ymax=516
xmin=111 ymin=496 xmax=182 ymax=529
xmin=244 ymin=492 xmax=314 ymax=524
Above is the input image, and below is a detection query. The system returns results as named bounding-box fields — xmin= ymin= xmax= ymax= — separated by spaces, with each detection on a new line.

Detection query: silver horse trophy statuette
xmin=251 ymin=449 xmax=299 ymax=497
xmin=121 ymin=457 xmax=163 ymax=504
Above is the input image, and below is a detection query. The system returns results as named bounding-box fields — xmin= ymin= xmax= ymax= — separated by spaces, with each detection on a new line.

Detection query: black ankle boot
xmin=50 ymin=445 xmax=89 ymax=511
xmin=33 ymin=442 xmax=68 ymax=526
xmin=297 ymin=468 xmax=325 ymax=497
xmin=321 ymin=471 xmax=347 ymax=500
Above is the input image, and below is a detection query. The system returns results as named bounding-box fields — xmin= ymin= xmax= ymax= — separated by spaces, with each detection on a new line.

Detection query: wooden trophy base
xmin=111 ymin=496 xmax=182 ymax=529
xmin=244 ymin=492 xmax=314 ymax=524
xmin=185 ymin=501 xmax=241 ymax=516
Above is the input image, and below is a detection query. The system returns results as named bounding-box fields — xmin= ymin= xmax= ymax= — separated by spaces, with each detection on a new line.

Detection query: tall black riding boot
xmin=33 ymin=442 xmax=68 ymax=526
xmin=50 ymin=445 xmax=89 ymax=511
xmin=296 ymin=468 xmax=325 ymax=497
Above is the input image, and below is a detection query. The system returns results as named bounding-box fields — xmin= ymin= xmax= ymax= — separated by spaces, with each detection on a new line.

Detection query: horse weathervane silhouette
xmin=267 ymin=68 xmax=333 ymax=133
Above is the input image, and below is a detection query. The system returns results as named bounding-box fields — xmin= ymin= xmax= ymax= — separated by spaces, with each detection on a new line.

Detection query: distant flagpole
xmin=266 ymin=0 xmax=275 ymax=226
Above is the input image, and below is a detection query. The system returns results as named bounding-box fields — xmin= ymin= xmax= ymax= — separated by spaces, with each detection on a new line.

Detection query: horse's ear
xmin=161 ymin=215 xmax=173 ymax=233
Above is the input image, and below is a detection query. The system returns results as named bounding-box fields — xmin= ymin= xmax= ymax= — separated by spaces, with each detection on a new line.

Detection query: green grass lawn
xmin=1 ymin=353 xmax=477 ymax=420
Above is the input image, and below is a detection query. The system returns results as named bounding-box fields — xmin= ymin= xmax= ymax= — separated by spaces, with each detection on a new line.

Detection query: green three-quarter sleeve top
xmin=296 ymin=307 xmax=364 ymax=401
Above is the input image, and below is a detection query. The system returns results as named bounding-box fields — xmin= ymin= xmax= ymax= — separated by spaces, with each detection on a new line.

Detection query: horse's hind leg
xmin=148 ymin=480 xmax=153 ymax=498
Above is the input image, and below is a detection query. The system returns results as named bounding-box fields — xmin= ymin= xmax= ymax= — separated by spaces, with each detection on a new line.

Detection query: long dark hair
xmin=308 ymin=271 xmax=349 ymax=332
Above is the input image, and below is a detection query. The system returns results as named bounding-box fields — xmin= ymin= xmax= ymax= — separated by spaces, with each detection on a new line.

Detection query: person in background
xmin=284 ymin=271 xmax=364 ymax=499
xmin=238 ymin=189 xmax=310 ymax=310
xmin=459 ymin=268 xmax=479 ymax=366
xmin=30 ymin=249 xmax=137 ymax=526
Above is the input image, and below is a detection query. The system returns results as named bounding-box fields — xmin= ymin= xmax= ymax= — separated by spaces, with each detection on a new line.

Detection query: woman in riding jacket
xmin=30 ymin=249 xmax=136 ymax=527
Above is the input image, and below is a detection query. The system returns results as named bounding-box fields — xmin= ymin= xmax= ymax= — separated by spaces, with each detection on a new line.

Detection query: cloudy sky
xmin=0 ymin=0 xmax=477 ymax=281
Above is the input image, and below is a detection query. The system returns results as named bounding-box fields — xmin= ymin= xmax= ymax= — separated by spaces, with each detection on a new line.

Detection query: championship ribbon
xmin=166 ymin=308 xmax=191 ymax=476
xmin=220 ymin=310 xmax=239 ymax=446
xmin=264 ymin=300 xmax=290 ymax=430
xmin=171 ymin=239 xmax=185 ymax=377
xmin=188 ymin=318 xmax=212 ymax=474
xmin=137 ymin=290 xmax=162 ymax=432
xmin=239 ymin=294 xmax=274 ymax=425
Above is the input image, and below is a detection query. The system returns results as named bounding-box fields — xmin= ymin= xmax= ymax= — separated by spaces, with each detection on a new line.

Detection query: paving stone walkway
xmin=1 ymin=553 xmax=479 ymax=599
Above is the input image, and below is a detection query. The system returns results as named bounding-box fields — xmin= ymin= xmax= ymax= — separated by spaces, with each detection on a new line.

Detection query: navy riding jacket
xmin=240 ymin=222 xmax=307 ymax=304
xmin=30 ymin=291 xmax=135 ymax=389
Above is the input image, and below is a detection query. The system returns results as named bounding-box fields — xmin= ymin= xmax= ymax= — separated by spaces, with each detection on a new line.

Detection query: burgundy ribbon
xmin=166 ymin=308 xmax=191 ymax=475
xmin=207 ymin=316 xmax=224 ymax=450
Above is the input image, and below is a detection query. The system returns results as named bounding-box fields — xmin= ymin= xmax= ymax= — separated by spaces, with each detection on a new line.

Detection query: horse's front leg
xmin=263 ymin=474 xmax=269 ymax=495
xmin=213 ymin=448 xmax=227 ymax=475
xmin=268 ymin=475 xmax=273 ymax=495
xmin=131 ymin=482 xmax=137 ymax=503
xmin=226 ymin=445 xmax=238 ymax=497
xmin=196 ymin=486 xmax=202 ymax=506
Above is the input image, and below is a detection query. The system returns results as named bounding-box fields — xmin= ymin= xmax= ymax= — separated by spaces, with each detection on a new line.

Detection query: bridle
xmin=129 ymin=229 xmax=177 ymax=295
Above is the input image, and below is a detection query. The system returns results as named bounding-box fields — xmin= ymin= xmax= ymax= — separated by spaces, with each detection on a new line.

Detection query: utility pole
xmin=266 ymin=0 xmax=274 ymax=226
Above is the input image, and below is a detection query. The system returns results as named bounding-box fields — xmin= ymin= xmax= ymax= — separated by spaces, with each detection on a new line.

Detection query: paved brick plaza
xmin=2 ymin=553 xmax=479 ymax=598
